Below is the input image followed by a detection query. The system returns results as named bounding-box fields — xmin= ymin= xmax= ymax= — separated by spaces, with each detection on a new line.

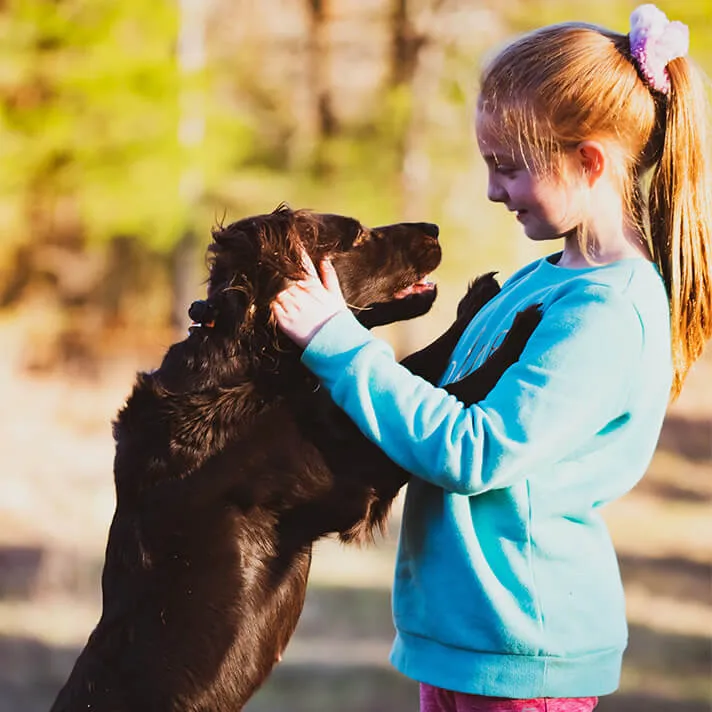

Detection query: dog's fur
xmin=50 ymin=205 xmax=541 ymax=711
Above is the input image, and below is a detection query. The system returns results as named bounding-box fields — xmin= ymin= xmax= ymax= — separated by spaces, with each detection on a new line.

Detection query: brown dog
xmin=50 ymin=205 xmax=541 ymax=711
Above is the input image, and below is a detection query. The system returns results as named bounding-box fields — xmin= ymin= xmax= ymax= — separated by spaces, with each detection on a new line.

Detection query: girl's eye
xmin=495 ymin=165 xmax=518 ymax=176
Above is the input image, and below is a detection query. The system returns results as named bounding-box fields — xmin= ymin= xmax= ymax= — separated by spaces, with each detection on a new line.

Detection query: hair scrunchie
xmin=629 ymin=4 xmax=689 ymax=95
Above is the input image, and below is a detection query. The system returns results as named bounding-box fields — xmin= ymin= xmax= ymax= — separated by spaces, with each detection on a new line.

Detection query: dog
xmin=50 ymin=204 xmax=541 ymax=711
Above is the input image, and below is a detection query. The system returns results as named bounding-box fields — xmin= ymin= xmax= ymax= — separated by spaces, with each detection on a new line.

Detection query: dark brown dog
xmin=50 ymin=205 xmax=541 ymax=711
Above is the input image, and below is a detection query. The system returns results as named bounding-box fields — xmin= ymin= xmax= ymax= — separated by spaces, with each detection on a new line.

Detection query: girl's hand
xmin=271 ymin=250 xmax=348 ymax=348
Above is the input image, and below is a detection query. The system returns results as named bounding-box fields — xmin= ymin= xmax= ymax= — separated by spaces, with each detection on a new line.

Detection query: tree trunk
xmin=173 ymin=0 xmax=207 ymax=338
xmin=301 ymin=0 xmax=336 ymax=173
xmin=391 ymin=0 xmax=445 ymax=356
xmin=171 ymin=228 xmax=201 ymax=334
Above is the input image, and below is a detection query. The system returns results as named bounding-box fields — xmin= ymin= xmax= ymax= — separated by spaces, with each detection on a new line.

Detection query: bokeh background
xmin=0 ymin=1 xmax=710 ymax=710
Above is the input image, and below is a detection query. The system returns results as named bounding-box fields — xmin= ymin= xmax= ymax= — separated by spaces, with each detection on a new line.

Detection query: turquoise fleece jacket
xmin=301 ymin=254 xmax=672 ymax=699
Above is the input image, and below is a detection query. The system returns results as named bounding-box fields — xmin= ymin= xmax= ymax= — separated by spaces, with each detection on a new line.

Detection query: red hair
xmin=478 ymin=23 xmax=712 ymax=398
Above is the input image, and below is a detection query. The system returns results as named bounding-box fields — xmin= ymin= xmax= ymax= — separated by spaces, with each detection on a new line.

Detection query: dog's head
xmin=191 ymin=205 xmax=441 ymax=359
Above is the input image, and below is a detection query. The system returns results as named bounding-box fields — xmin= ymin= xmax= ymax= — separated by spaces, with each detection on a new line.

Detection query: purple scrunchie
xmin=629 ymin=3 xmax=689 ymax=95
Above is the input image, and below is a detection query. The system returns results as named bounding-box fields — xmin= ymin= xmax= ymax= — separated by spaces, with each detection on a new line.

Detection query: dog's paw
xmin=456 ymin=272 xmax=500 ymax=322
xmin=497 ymin=304 xmax=543 ymax=358
xmin=509 ymin=303 xmax=543 ymax=339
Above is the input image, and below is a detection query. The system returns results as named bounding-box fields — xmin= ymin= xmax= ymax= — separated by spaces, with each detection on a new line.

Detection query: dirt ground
xmin=0 ymin=315 xmax=709 ymax=712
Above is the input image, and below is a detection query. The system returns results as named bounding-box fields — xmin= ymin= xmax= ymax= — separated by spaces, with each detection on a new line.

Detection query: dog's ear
xmin=301 ymin=213 xmax=365 ymax=253
xmin=203 ymin=210 xmax=305 ymax=343
xmin=204 ymin=222 xmax=261 ymax=334
xmin=208 ymin=224 xmax=259 ymax=293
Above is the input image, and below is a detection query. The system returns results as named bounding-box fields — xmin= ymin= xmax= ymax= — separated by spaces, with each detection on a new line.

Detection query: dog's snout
xmin=419 ymin=222 xmax=439 ymax=239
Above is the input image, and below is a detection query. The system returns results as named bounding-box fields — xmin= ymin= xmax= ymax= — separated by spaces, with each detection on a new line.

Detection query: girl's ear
xmin=575 ymin=140 xmax=606 ymax=186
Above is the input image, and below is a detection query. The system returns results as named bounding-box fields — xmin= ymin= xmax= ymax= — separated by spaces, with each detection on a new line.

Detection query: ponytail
xmin=475 ymin=14 xmax=711 ymax=399
xmin=648 ymin=58 xmax=712 ymax=398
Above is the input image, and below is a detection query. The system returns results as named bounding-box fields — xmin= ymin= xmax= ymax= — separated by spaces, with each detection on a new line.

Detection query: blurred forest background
xmin=0 ymin=0 xmax=710 ymax=710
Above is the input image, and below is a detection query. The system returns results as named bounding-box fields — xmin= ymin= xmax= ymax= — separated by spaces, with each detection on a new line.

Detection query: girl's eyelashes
xmin=482 ymin=154 xmax=520 ymax=175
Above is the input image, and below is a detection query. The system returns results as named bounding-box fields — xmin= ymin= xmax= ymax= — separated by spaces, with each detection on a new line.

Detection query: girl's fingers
xmin=319 ymin=258 xmax=342 ymax=295
xmin=295 ymin=280 xmax=318 ymax=294
xmin=273 ymin=288 xmax=300 ymax=310
xmin=298 ymin=246 xmax=320 ymax=279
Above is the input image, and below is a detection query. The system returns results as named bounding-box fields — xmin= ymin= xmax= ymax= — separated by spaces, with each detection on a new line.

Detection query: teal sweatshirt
xmin=301 ymin=253 xmax=672 ymax=699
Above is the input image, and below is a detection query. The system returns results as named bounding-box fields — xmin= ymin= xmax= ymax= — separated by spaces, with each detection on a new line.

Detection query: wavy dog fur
xmin=50 ymin=205 xmax=541 ymax=711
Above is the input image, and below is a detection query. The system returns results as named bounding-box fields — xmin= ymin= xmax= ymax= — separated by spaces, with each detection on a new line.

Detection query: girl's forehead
xmin=475 ymin=113 xmax=519 ymax=160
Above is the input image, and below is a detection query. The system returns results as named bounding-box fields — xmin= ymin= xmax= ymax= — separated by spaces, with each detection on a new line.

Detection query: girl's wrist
xmin=293 ymin=308 xmax=346 ymax=349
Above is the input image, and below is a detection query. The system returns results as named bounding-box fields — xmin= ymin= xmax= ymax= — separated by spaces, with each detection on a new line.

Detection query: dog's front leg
xmin=401 ymin=272 xmax=500 ymax=384
xmin=443 ymin=304 xmax=542 ymax=405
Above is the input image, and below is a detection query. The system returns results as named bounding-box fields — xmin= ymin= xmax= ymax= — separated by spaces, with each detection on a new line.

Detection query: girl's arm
xmin=272 ymin=255 xmax=644 ymax=495
xmin=299 ymin=284 xmax=644 ymax=495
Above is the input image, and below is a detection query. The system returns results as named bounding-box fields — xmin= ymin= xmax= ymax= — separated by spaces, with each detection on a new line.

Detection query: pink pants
xmin=420 ymin=684 xmax=598 ymax=712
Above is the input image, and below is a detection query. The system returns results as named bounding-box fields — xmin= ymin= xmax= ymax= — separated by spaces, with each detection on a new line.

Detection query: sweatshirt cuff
xmin=301 ymin=309 xmax=376 ymax=375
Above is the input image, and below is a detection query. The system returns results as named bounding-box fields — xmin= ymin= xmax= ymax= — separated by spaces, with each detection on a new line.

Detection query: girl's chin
xmin=523 ymin=227 xmax=561 ymax=242
xmin=522 ymin=222 xmax=578 ymax=242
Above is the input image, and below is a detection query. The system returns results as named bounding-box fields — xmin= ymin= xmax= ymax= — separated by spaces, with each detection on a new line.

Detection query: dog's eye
xmin=353 ymin=229 xmax=376 ymax=247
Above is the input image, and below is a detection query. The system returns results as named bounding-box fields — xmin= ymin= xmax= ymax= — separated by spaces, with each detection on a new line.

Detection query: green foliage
xmin=1 ymin=0 xmax=711 ymax=288
xmin=0 ymin=0 xmax=258 ymax=253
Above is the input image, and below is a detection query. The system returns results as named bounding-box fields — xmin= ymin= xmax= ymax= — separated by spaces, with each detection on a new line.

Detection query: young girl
xmin=271 ymin=5 xmax=712 ymax=711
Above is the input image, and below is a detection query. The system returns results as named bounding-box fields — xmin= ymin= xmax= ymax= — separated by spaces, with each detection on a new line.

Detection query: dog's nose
xmin=415 ymin=222 xmax=439 ymax=239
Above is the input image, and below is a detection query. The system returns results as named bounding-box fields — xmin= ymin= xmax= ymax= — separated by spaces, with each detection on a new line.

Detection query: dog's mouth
xmin=393 ymin=275 xmax=436 ymax=299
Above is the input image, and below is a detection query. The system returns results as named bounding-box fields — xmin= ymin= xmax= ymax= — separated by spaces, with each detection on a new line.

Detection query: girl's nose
xmin=487 ymin=177 xmax=508 ymax=204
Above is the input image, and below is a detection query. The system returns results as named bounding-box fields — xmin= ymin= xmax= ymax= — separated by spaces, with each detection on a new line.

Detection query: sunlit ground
xmin=0 ymin=314 xmax=709 ymax=712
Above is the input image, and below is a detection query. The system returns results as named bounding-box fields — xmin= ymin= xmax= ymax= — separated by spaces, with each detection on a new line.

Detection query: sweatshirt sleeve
xmin=301 ymin=284 xmax=644 ymax=495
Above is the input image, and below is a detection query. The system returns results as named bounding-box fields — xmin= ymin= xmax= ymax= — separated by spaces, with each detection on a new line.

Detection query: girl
xmin=271 ymin=5 xmax=712 ymax=711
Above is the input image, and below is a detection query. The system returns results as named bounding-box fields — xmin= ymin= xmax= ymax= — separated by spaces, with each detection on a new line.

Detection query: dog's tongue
xmin=394 ymin=276 xmax=434 ymax=299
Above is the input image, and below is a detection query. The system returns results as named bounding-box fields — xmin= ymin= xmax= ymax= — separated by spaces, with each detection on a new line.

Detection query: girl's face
xmin=476 ymin=111 xmax=588 ymax=241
